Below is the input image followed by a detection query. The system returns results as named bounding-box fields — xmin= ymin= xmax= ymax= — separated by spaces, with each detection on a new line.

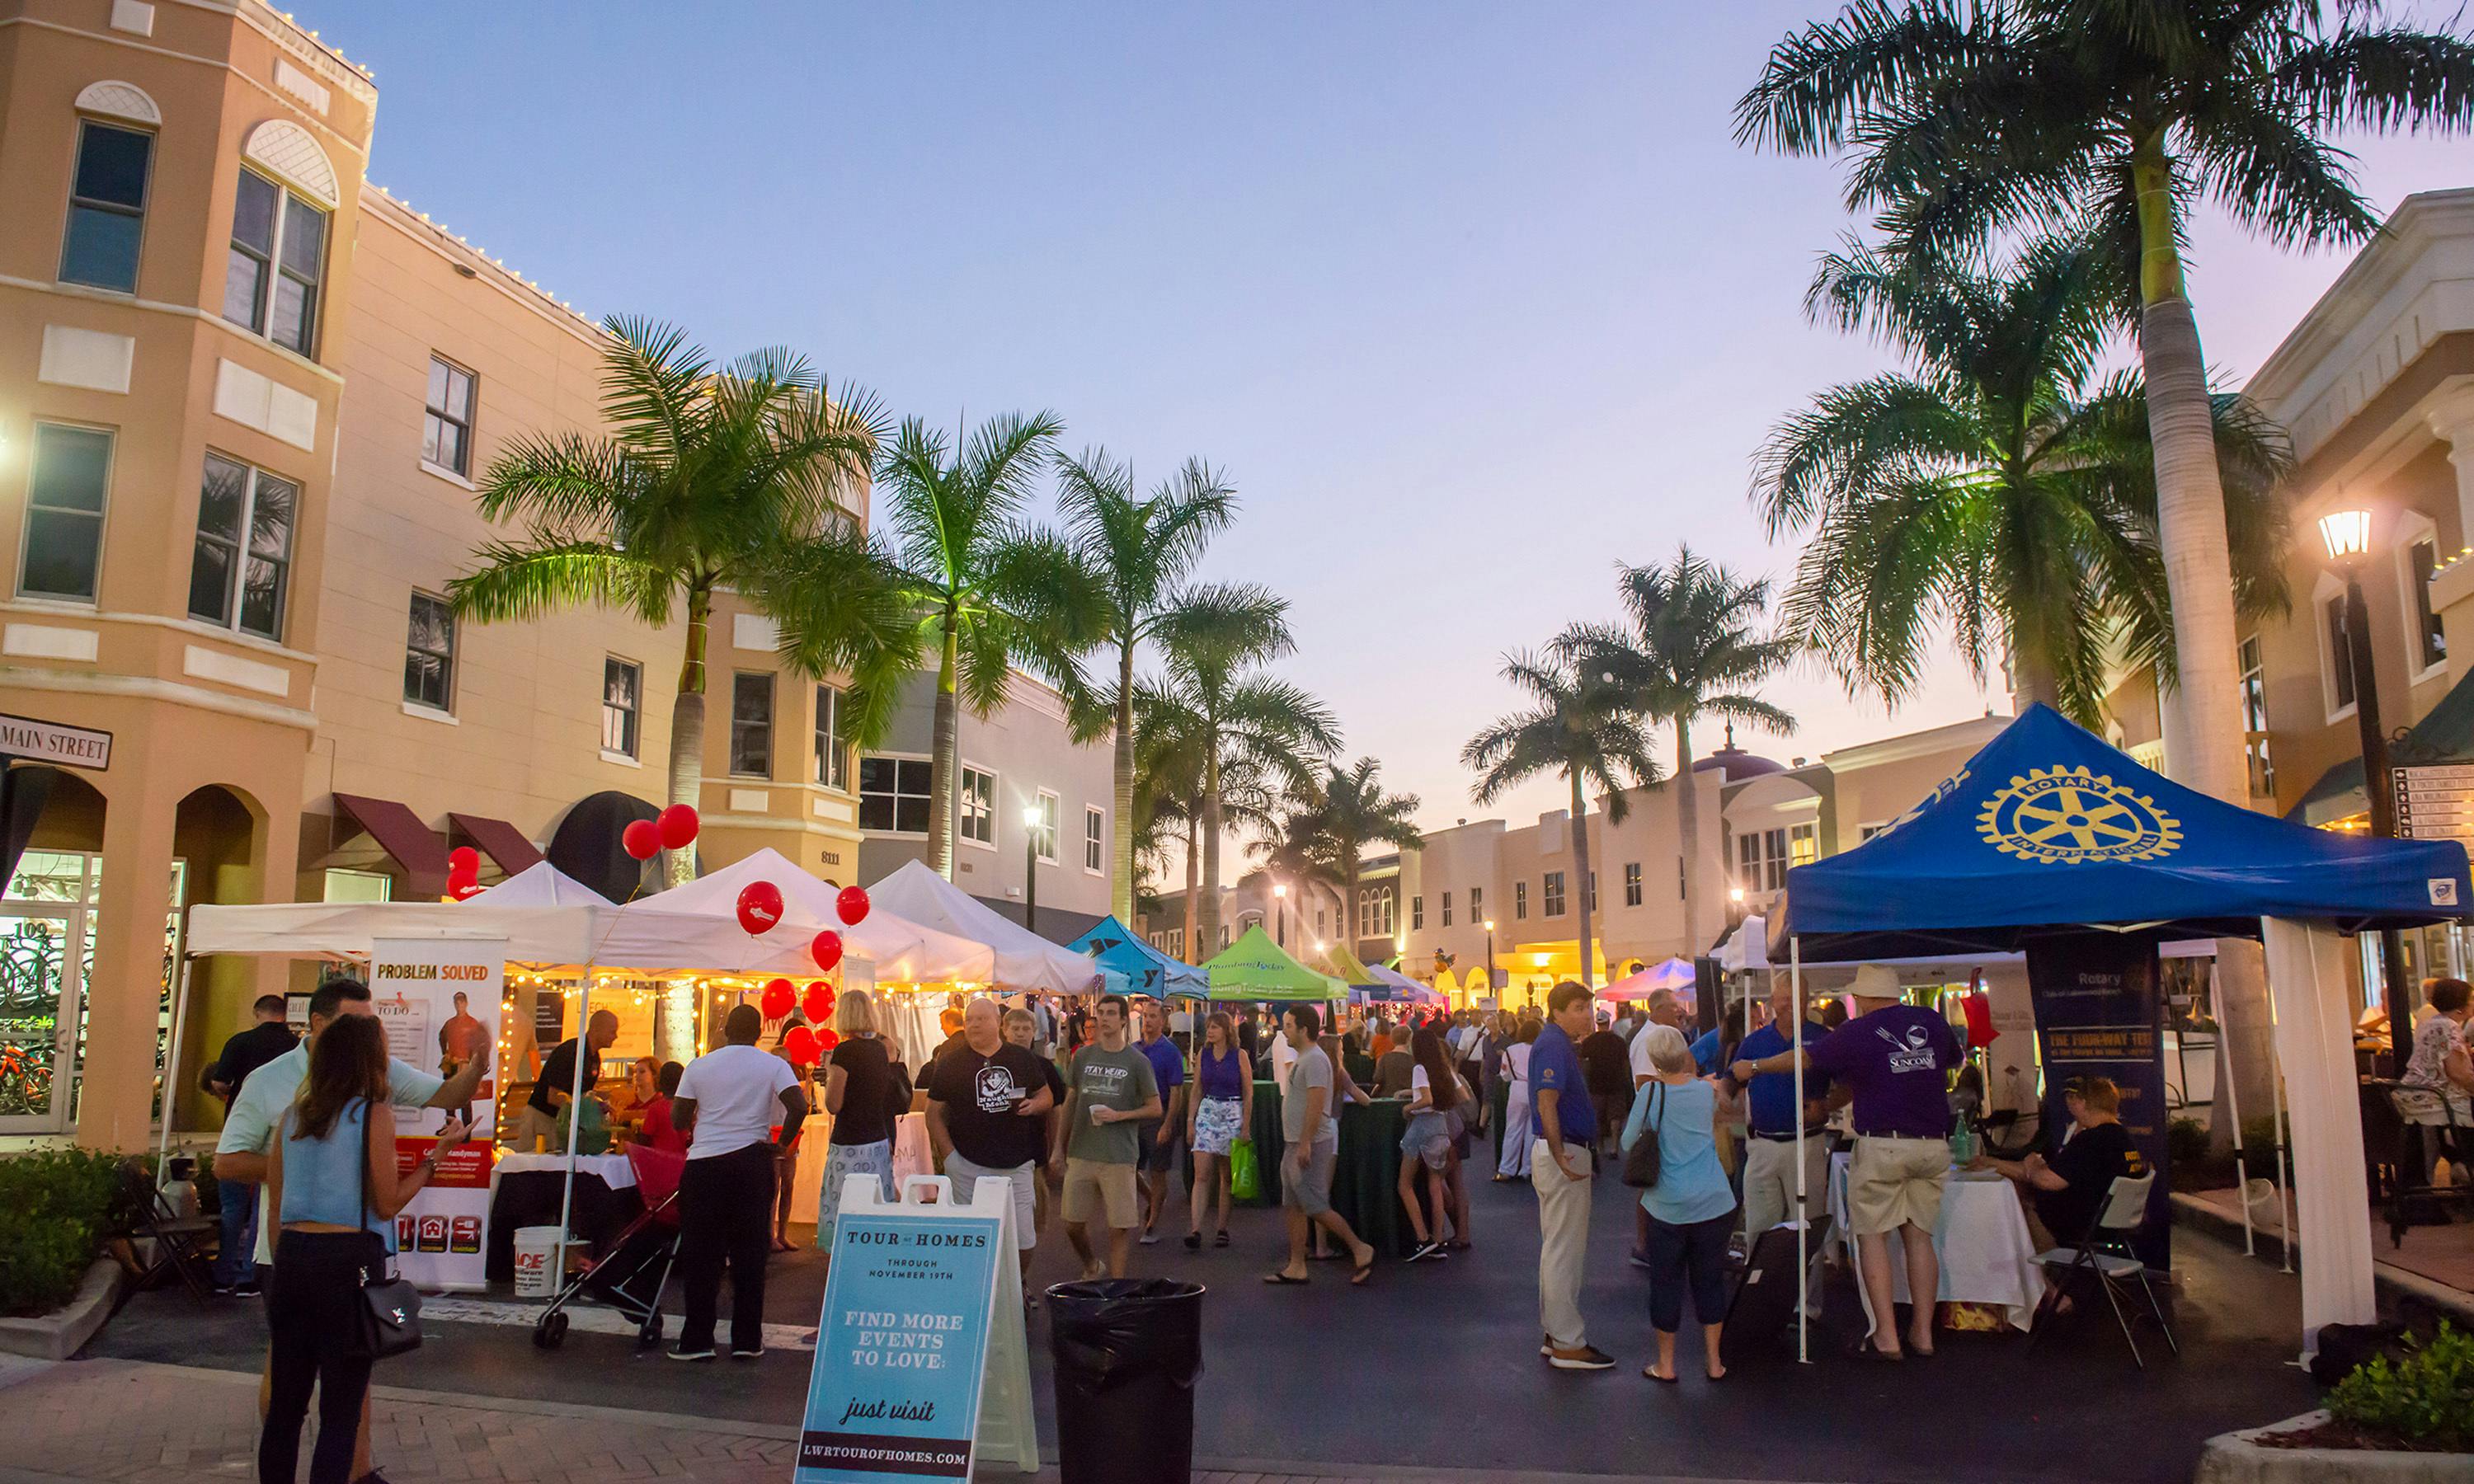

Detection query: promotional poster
xmin=2024 ymin=933 xmax=2170 ymax=1266
xmin=370 ymin=937 xmax=503 ymax=1290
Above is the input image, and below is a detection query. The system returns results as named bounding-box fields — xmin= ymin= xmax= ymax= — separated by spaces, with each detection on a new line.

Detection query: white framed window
xmin=957 ymin=765 xmax=995 ymax=847
xmin=61 ymin=119 xmax=152 ymax=293
xmin=187 ymin=452 xmax=296 ymax=641
xmin=1084 ymin=805 xmax=1104 ymax=874
xmin=423 ymin=355 xmax=477 ymax=477
xmin=222 ymin=168 xmax=328 ymax=358
xmin=402 ymin=591 xmax=454 ymax=711
xmin=858 ymin=755 xmax=933 ymax=834
xmin=1764 ymin=828 xmax=1790 ymax=890
xmin=2314 ymin=572 xmax=2357 ymax=723
xmin=813 ymin=685 xmax=849 ymax=791
xmin=1469 ymin=885 xmax=1484 ymax=923
xmin=1440 ymin=891 xmax=1452 ymax=928
xmin=603 ymin=657 xmax=642 ymax=758
xmin=1622 ymin=862 xmax=1642 ymax=907
xmin=1588 ymin=871 xmax=1598 ymax=913
xmin=2237 ymin=635 xmax=2274 ymax=800
xmin=1542 ymin=871 xmax=1566 ymax=918
xmin=1513 ymin=881 xmax=1529 ymax=920
xmin=2396 ymin=514 xmax=2448 ymax=682
xmin=1356 ymin=885 xmax=1395 ymax=938
xmin=729 ymin=671 xmax=773 ymax=777
xmin=322 ymin=868 xmax=391 ymax=904
xmin=18 ymin=424 xmax=113 ymax=602
xmin=1858 ymin=822 xmax=1890 ymax=843
xmin=1411 ymin=895 xmax=1423 ymax=930
xmin=1033 ymin=790 xmax=1060 ymax=863
xmin=1789 ymin=822 xmax=1818 ymax=869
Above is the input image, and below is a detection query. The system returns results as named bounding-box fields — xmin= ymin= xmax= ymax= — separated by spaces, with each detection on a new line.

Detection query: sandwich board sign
xmin=795 ymin=1174 xmax=1037 ymax=1481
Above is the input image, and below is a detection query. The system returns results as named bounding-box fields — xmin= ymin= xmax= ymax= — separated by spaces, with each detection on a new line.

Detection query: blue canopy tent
xmin=1775 ymin=704 xmax=2471 ymax=1359
xmin=1065 ymin=915 xmax=1206 ymax=998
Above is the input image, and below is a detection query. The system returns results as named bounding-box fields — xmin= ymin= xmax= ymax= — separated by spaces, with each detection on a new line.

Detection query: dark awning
xmin=332 ymin=792 xmax=449 ymax=897
xmin=449 ymin=813 xmax=544 ymax=875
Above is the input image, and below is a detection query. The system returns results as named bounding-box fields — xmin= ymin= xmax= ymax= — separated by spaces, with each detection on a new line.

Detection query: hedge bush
xmin=0 ymin=1148 xmax=147 ymax=1317
xmin=2328 ymin=1323 xmax=2474 ymax=1452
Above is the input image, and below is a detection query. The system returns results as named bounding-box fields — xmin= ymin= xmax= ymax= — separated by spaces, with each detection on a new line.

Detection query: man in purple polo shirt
xmin=1134 ymin=998 xmax=1188 ymax=1245
xmin=1532 ymin=980 xmax=1614 ymax=1371
xmin=1734 ymin=963 xmax=1959 ymax=1361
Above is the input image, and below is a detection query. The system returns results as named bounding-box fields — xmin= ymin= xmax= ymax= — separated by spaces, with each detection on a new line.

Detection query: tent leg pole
xmin=2270 ymin=947 xmax=2294 ymax=1279
xmin=2214 ymin=959 xmax=2255 ymax=1260
xmin=155 ymin=958 xmax=195 ymax=1183
xmin=1792 ymin=938 xmax=1808 ymax=1366
xmin=553 ymin=967 xmax=596 ymax=1269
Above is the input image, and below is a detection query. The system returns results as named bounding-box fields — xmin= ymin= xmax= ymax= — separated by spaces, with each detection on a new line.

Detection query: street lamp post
xmin=1272 ymin=881 xmax=1287 ymax=948
xmin=1483 ymin=918 xmax=1497 ymax=1005
xmin=1022 ymin=805 xmax=1043 ymax=937
xmin=2322 ymin=510 xmax=2414 ymax=1069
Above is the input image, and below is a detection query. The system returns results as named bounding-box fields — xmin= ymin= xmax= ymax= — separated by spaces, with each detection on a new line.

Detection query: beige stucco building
xmin=0 ymin=1 xmax=1108 ymax=1147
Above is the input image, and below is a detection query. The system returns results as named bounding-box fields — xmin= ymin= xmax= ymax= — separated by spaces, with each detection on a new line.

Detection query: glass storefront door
xmin=0 ymin=909 xmax=80 ymax=1134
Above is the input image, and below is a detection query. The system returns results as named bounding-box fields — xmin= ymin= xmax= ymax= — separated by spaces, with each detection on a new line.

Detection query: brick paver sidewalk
xmin=0 ymin=1355 xmax=1725 ymax=1484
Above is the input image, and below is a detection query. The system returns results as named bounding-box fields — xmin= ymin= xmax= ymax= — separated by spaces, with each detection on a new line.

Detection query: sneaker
xmin=1138 ymin=1230 xmax=1161 ymax=1246
xmin=730 ymin=1345 xmax=765 ymax=1360
xmin=233 ymin=1279 xmax=262 ymax=1298
xmin=667 ymin=1343 xmax=717 ymax=1362
xmin=1407 ymin=1241 xmax=1445 ymax=1263
xmin=1546 ymin=1344 xmax=1617 ymax=1372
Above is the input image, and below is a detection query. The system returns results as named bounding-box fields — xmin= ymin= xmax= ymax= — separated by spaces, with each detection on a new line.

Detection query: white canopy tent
xmin=863 ymin=859 xmax=1105 ymax=994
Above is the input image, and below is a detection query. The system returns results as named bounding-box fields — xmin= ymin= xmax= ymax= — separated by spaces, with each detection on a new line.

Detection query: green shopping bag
xmin=1230 ymin=1136 xmax=1259 ymax=1202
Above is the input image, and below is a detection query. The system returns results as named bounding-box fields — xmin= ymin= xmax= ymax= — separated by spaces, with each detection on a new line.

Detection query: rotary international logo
xmin=1977 ymin=766 xmax=2181 ymax=864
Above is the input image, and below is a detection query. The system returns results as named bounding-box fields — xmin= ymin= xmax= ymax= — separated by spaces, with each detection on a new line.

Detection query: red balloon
xmin=738 ymin=880 xmax=785 ymax=936
xmin=622 ymin=819 xmax=661 ymax=861
xmin=810 ymin=930 xmax=844 ymax=973
xmin=449 ymin=880 xmax=485 ymax=902
xmin=802 ymin=983 xmax=835 ymax=1022
xmin=782 ymin=1026 xmax=821 ymax=1067
xmin=656 ymin=804 xmax=699 ymax=852
xmin=760 ymin=977 xmax=796 ymax=1020
xmin=816 ymin=1028 xmax=840 ymax=1052
xmin=836 ymin=885 xmax=871 ymax=926
xmin=446 ymin=866 xmax=477 ymax=894
xmin=447 ymin=846 xmax=481 ymax=876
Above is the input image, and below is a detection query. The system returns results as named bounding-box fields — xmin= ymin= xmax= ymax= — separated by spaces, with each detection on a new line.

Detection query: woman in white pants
xmin=1494 ymin=1017 xmax=1540 ymax=1181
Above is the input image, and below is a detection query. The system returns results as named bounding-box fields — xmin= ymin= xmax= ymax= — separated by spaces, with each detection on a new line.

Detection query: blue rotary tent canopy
xmin=1782 ymin=704 xmax=2472 ymax=960
xmin=1066 ymin=915 xmax=1206 ymax=997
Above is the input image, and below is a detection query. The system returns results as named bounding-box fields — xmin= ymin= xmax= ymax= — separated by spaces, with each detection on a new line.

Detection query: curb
xmin=2194 ymin=1411 xmax=2471 ymax=1483
xmin=0 ymin=1262 xmax=125 ymax=1362
xmin=2169 ymin=1194 xmax=2474 ymax=1325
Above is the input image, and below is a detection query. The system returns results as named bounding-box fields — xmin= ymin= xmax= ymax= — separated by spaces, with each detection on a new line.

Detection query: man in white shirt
xmin=668 ymin=1003 xmax=806 ymax=1361
xmin=213 ymin=975 xmax=487 ymax=1484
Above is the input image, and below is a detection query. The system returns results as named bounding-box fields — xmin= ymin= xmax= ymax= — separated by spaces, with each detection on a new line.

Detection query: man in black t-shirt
xmin=926 ymin=999 xmax=1055 ymax=1280
xmin=518 ymin=1008 xmax=618 ymax=1151
xmin=1980 ymin=1075 xmax=2144 ymax=1247
xmin=1578 ymin=1013 xmax=1631 ymax=1152
xmin=205 ymin=995 xmax=298 ymax=1293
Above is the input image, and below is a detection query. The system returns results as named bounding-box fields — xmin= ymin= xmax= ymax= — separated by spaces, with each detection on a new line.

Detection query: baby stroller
xmin=532 ymin=1143 xmax=687 ymax=1351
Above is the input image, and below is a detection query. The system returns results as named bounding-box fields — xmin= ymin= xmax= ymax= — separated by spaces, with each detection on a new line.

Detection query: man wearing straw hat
xmin=1733 ymin=962 xmax=1958 ymax=1362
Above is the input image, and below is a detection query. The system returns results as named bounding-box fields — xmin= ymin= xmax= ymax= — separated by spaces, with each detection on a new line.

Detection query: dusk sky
xmin=332 ymin=2 xmax=2471 ymax=830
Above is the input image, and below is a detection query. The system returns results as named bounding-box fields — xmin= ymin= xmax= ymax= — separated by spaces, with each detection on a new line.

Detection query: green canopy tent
xmin=1201 ymin=923 xmax=1347 ymax=1001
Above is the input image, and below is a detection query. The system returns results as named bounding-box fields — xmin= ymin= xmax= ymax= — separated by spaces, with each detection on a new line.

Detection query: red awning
xmin=449 ymin=813 xmax=543 ymax=875
xmin=332 ymin=792 xmax=450 ymax=897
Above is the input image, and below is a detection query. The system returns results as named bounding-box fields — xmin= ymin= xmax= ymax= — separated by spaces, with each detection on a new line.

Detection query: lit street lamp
xmin=1272 ymin=880 xmax=1288 ymax=948
xmin=2321 ymin=508 xmax=2413 ymax=1068
xmin=1023 ymin=804 xmax=1044 ymax=936
xmin=1483 ymin=918 xmax=1497 ymax=1004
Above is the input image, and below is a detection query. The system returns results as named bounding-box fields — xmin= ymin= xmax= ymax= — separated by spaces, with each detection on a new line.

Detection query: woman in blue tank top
xmin=261 ymin=1013 xmax=470 ymax=1484
xmin=1183 ymin=1012 xmax=1254 ymax=1249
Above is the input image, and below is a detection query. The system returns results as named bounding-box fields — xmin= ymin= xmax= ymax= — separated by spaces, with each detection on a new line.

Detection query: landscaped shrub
xmin=0 ymin=1148 xmax=146 ymax=1317
xmin=2327 ymin=1323 xmax=2474 ymax=1453
xmin=2166 ymin=1116 xmax=2210 ymax=1166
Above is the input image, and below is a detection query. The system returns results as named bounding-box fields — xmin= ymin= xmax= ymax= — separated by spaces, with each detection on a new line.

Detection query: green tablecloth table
xmin=1183 ymin=1082 xmax=1413 ymax=1256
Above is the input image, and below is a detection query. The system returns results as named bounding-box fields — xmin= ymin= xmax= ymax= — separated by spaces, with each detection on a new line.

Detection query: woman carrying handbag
xmin=262 ymin=1014 xmax=468 ymax=1484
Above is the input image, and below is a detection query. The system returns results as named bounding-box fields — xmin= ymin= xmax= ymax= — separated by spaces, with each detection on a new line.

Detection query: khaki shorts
xmin=1847 ymin=1135 xmax=1950 ymax=1237
xmin=1060 ymin=1157 xmax=1140 ymax=1229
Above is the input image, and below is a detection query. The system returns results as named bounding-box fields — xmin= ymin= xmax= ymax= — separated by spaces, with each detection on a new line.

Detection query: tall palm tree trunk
xmin=1674 ymin=718 xmax=1700 ymax=964
xmin=1198 ymin=752 xmax=1224 ymax=959
xmin=1569 ymin=771 xmax=1597 ymax=990
xmin=2006 ymin=623 xmax=2064 ymax=714
xmin=1112 ymin=646 xmax=1136 ymax=922
xmin=1182 ymin=815 xmax=1201 ymax=963
xmin=655 ymin=584 xmax=710 ymax=1059
xmin=2133 ymin=139 xmax=2276 ymax=1148
xmin=926 ymin=614 xmax=961 ymax=879
xmin=1343 ymin=856 xmax=1362 ymax=965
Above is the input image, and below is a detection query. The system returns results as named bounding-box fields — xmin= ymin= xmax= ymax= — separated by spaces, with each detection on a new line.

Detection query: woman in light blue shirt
xmin=1624 ymin=1024 xmax=1738 ymax=1383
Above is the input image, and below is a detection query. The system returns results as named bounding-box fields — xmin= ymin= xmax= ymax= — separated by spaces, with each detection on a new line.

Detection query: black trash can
xmin=1045 ymin=1278 xmax=1204 ymax=1484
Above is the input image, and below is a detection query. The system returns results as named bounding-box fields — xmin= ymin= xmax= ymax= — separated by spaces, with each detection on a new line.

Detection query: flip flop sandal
xmin=1846 ymin=1337 xmax=1904 ymax=1362
xmin=1262 ymin=1272 xmax=1310 ymax=1285
xmin=1214 ymin=1231 xmax=1231 ymax=1247
xmin=1350 ymin=1259 xmax=1376 ymax=1287
xmin=1642 ymin=1366 xmax=1679 ymax=1383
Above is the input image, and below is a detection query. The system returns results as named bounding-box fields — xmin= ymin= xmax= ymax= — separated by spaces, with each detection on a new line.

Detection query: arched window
xmin=223 ymin=122 xmax=338 ymax=358
xmin=60 ymin=83 xmax=162 ymax=293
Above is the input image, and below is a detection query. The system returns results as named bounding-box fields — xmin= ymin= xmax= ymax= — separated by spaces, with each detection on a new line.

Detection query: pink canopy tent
xmin=1596 ymin=956 xmax=1696 ymax=1003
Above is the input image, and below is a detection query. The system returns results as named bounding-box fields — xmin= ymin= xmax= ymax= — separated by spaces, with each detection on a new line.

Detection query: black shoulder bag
xmin=354 ymin=1100 xmax=425 ymax=1359
xmin=1620 ymin=1082 xmax=1666 ymax=1190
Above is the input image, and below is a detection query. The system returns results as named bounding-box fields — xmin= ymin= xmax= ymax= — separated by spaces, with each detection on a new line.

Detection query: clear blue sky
xmin=332 ymin=2 xmax=2471 ymax=829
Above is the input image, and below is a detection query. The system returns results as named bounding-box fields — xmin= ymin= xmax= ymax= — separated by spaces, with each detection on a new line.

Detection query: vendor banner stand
xmin=372 ymin=937 xmax=504 ymax=1292
xmin=796 ymin=1175 xmax=1037 ymax=1482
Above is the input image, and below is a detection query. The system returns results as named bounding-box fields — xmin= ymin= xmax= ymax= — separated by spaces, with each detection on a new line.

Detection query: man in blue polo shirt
xmin=1728 ymin=979 xmax=1839 ymax=1317
xmin=1134 ymin=998 xmax=1188 ymax=1245
xmin=1531 ymin=980 xmax=1614 ymax=1371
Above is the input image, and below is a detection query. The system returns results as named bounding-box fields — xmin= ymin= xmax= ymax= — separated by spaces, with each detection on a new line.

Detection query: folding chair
xmin=121 ymin=1161 xmax=216 ymax=1304
xmin=2025 ymin=1172 xmax=2177 ymax=1369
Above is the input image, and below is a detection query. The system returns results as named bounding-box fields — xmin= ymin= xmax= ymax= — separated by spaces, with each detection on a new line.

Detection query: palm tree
xmin=1311 ymin=758 xmax=1425 ymax=958
xmin=1136 ymin=679 xmax=1285 ymax=960
xmin=1053 ymin=448 xmax=1282 ymax=922
xmin=1559 ymin=547 xmax=1797 ymax=966
xmin=1462 ymin=652 xmax=1660 ymax=989
xmin=1736 ymin=0 xmax=2474 ymax=805
xmin=1154 ymin=610 xmax=1339 ymax=959
xmin=1248 ymin=791 xmax=1339 ymax=955
xmin=450 ymin=317 xmax=880 ymax=890
xmin=1753 ymin=236 xmax=2292 ymax=722
xmin=779 ymin=413 xmax=1101 ymax=878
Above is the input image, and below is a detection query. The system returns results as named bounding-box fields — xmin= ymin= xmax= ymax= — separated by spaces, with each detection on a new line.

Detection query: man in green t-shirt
xmin=1050 ymin=994 xmax=1162 ymax=1278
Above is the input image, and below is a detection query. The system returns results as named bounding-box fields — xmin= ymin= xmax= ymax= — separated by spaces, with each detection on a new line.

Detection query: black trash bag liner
xmin=1045 ymin=1280 xmax=1203 ymax=1484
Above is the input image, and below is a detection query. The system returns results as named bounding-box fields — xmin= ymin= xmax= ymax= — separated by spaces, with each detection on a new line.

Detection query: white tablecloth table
xmin=789 ymin=1111 xmax=931 ymax=1218
xmin=1829 ymin=1152 xmax=2045 ymax=1331
xmin=490 ymin=1150 xmax=637 ymax=1190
